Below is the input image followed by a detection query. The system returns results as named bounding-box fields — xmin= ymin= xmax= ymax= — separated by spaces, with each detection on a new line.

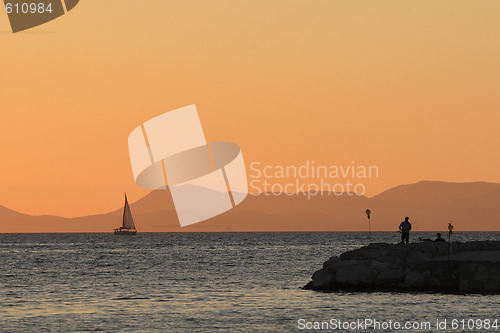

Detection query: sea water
xmin=0 ymin=232 xmax=499 ymax=332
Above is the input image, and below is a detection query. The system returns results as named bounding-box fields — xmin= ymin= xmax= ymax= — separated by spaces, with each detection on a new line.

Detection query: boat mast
xmin=122 ymin=192 xmax=127 ymax=229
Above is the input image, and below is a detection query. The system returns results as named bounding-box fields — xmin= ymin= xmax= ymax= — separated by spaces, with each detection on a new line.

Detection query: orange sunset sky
xmin=1 ymin=0 xmax=500 ymax=218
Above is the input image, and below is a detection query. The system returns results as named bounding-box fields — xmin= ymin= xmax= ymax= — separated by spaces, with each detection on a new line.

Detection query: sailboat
xmin=114 ymin=193 xmax=137 ymax=235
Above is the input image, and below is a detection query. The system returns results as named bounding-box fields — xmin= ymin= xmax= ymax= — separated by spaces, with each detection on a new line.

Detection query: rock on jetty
xmin=304 ymin=241 xmax=500 ymax=293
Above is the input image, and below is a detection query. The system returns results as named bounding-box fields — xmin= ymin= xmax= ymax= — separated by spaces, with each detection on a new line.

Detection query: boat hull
xmin=114 ymin=229 xmax=137 ymax=235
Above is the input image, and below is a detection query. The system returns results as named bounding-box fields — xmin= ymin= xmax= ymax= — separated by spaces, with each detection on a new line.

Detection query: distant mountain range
xmin=1 ymin=181 xmax=499 ymax=232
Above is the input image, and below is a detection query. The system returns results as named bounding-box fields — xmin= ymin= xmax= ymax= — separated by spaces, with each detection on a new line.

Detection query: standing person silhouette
xmin=399 ymin=217 xmax=412 ymax=244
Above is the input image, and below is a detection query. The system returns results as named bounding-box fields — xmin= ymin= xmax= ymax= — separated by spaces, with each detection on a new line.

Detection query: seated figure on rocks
xmin=399 ymin=217 xmax=412 ymax=244
xmin=434 ymin=233 xmax=446 ymax=242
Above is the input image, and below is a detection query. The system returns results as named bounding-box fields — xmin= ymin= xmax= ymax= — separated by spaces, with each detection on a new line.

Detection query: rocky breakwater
xmin=304 ymin=241 xmax=500 ymax=293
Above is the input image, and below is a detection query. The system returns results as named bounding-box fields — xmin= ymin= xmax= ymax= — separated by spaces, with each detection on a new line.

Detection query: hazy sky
xmin=1 ymin=0 xmax=499 ymax=217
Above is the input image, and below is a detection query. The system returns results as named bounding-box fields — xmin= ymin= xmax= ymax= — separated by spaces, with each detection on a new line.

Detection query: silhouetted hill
xmin=1 ymin=181 xmax=499 ymax=232
xmin=373 ymin=181 xmax=500 ymax=203
xmin=367 ymin=181 xmax=500 ymax=231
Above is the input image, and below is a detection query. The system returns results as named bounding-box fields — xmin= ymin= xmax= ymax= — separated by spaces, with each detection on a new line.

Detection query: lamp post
xmin=448 ymin=222 xmax=454 ymax=262
xmin=365 ymin=209 xmax=371 ymax=242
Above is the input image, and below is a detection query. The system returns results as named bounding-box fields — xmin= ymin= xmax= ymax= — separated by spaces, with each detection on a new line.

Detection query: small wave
xmin=113 ymin=296 xmax=151 ymax=300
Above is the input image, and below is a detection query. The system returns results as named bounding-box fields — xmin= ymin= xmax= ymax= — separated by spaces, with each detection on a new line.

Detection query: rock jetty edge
xmin=304 ymin=241 xmax=500 ymax=293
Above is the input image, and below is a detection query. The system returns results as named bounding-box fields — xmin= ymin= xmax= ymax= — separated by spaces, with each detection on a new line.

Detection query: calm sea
xmin=1 ymin=232 xmax=499 ymax=332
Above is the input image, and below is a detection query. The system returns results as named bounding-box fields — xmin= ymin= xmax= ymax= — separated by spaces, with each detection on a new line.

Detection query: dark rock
xmin=304 ymin=241 xmax=500 ymax=293
xmin=335 ymin=265 xmax=374 ymax=287
xmin=322 ymin=256 xmax=340 ymax=273
xmin=374 ymin=267 xmax=405 ymax=286
xmin=310 ymin=269 xmax=335 ymax=290
xmin=404 ymin=269 xmax=429 ymax=289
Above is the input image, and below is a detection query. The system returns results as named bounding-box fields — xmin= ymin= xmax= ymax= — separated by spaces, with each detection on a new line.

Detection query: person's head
xmin=405 ymin=217 xmax=409 ymax=222
xmin=437 ymin=233 xmax=441 ymax=237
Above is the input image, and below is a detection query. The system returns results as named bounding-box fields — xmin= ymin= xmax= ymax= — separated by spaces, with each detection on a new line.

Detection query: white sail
xmin=122 ymin=195 xmax=136 ymax=230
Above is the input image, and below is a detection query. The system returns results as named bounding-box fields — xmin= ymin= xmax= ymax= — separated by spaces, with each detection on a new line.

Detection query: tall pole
xmin=366 ymin=209 xmax=371 ymax=242
xmin=448 ymin=222 xmax=454 ymax=262
xmin=447 ymin=222 xmax=454 ymax=287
